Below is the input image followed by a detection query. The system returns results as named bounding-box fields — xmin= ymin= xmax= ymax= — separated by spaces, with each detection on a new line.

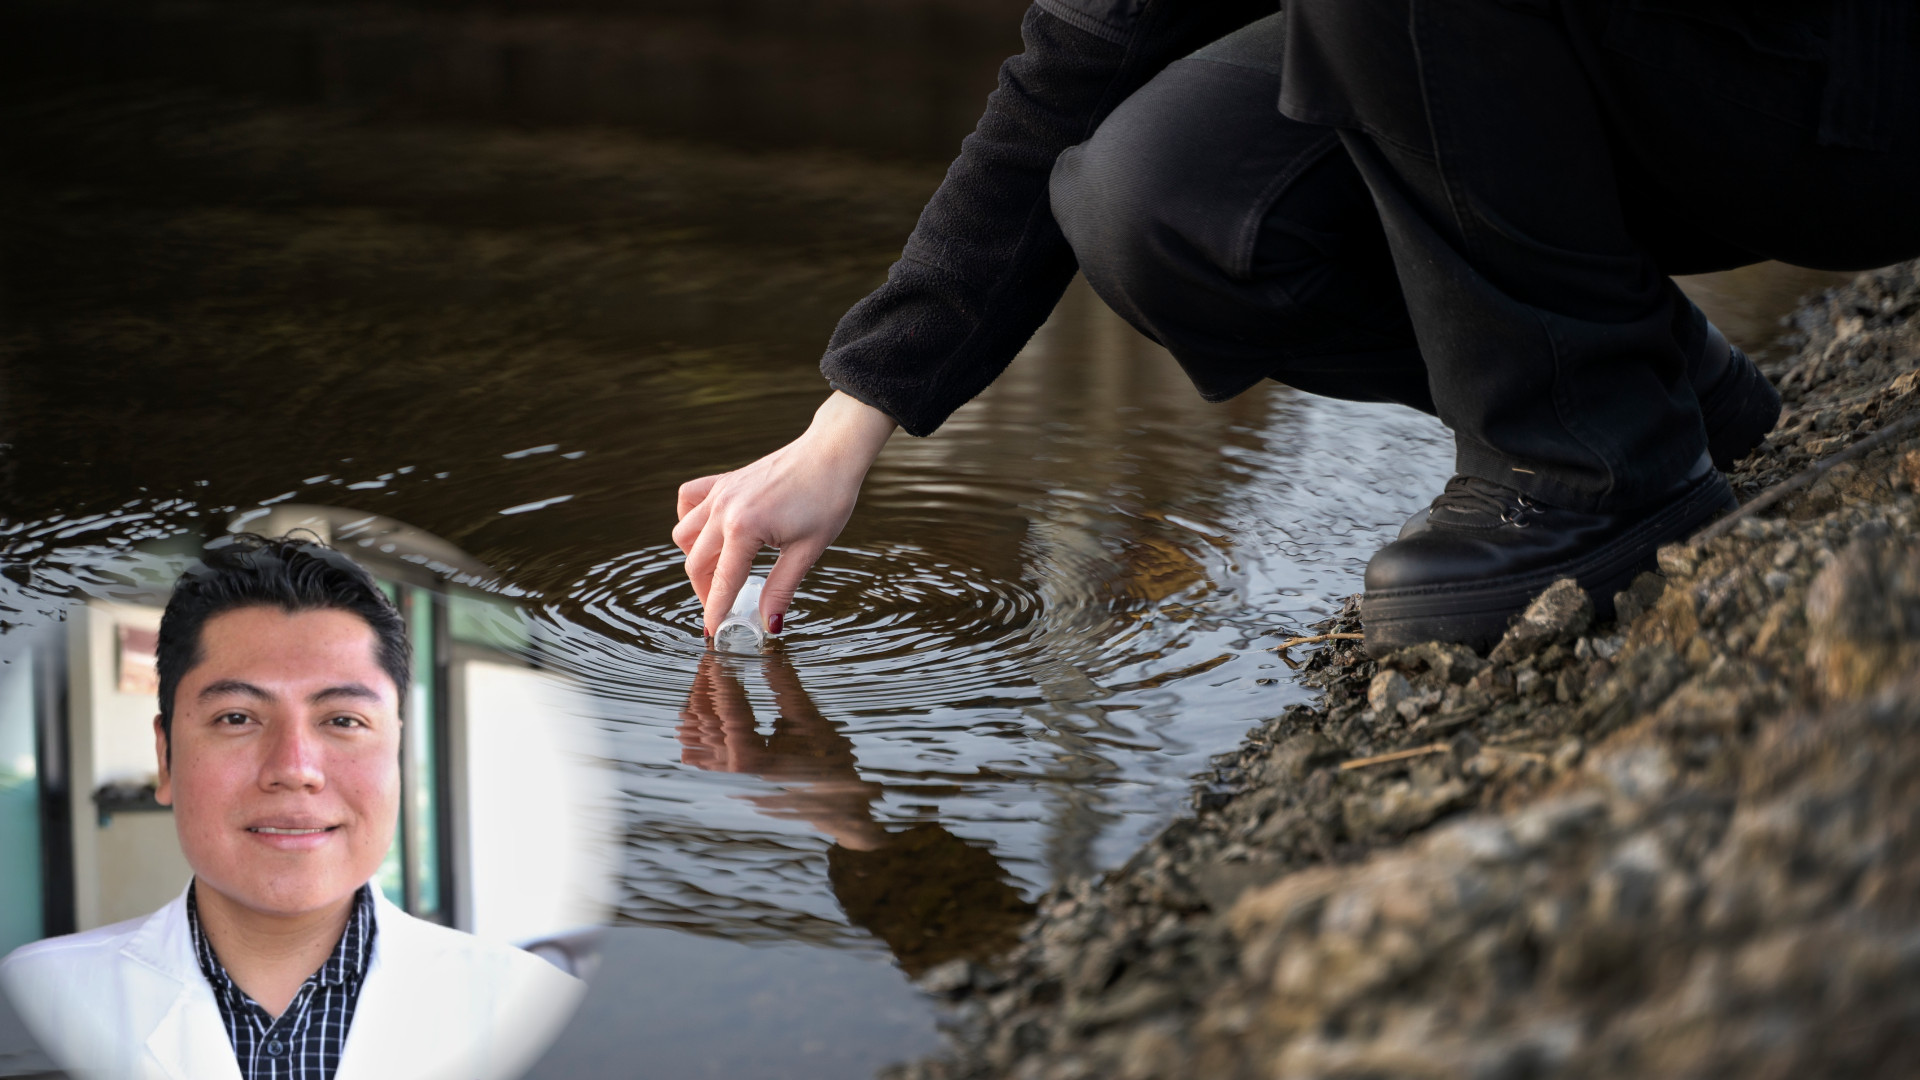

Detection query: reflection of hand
xmin=675 ymin=653 xmax=888 ymax=850
xmin=676 ymin=653 xmax=772 ymax=775
xmin=672 ymin=391 xmax=895 ymax=638
xmin=678 ymin=659 xmax=1030 ymax=976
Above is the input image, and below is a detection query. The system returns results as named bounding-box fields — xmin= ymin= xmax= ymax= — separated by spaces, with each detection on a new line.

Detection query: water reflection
xmin=0 ymin=13 xmax=1864 ymax=1071
xmin=678 ymin=653 xmax=891 ymax=853
xmin=678 ymin=652 xmax=1032 ymax=975
xmin=529 ymin=304 xmax=1458 ymax=948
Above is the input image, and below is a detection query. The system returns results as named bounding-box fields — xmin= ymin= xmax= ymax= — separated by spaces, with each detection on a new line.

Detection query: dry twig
xmin=1272 ymin=631 xmax=1365 ymax=669
xmin=1273 ymin=632 xmax=1365 ymax=650
xmin=1339 ymin=743 xmax=1449 ymax=771
xmin=1694 ymin=409 xmax=1920 ymax=546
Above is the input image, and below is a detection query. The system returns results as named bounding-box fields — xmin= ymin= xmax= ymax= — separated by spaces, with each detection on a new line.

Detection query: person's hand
xmin=672 ymin=391 xmax=896 ymax=637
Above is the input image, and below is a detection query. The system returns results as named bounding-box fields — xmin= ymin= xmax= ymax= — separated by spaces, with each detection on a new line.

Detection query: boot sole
xmin=1361 ymin=470 xmax=1736 ymax=656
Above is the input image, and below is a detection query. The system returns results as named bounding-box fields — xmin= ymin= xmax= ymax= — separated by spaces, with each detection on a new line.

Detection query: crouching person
xmin=1 ymin=534 xmax=583 ymax=1080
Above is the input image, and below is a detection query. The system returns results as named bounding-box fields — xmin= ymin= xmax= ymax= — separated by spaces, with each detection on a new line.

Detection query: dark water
xmin=0 ymin=4 xmax=1856 ymax=1076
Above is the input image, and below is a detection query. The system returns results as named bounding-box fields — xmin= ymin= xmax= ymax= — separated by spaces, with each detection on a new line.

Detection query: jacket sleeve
xmin=820 ymin=0 xmax=1280 ymax=437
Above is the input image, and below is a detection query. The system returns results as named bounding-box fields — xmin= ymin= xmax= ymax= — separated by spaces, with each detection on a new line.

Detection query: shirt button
xmin=266 ymin=1039 xmax=287 ymax=1057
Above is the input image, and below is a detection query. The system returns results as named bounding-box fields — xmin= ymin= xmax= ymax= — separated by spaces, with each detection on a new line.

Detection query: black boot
xmin=1693 ymin=322 xmax=1781 ymax=472
xmin=1395 ymin=327 xmax=1772 ymax=544
xmin=1362 ymin=457 xmax=1734 ymax=655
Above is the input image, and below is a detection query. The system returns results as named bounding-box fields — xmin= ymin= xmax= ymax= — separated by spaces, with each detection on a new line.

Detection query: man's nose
xmin=259 ymin=717 xmax=326 ymax=791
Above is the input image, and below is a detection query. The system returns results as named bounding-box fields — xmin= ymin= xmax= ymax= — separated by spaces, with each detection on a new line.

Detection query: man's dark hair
xmin=156 ymin=533 xmax=411 ymax=753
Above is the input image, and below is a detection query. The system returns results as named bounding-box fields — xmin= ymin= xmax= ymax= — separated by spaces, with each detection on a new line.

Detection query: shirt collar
xmin=186 ymin=880 xmax=378 ymax=995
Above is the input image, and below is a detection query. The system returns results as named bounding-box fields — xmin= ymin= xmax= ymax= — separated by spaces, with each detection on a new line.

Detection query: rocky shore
xmin=891 ymin=260 xmax=1920 ymax=1080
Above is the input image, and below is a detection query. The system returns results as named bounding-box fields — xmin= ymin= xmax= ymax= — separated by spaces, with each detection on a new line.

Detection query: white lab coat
xmin=0 ymin=884 xmax=584 ymax=1080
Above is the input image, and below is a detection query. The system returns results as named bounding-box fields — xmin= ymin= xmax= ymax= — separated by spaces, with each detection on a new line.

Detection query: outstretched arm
xmin=679 ymin=0 xmax=1279 ymax=635
xmin=824 ymin=0 xmax=1280 ymax=435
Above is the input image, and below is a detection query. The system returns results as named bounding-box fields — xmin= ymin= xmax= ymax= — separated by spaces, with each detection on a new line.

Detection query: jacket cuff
xmin=824 ymin=378 xmax=912 ymax=434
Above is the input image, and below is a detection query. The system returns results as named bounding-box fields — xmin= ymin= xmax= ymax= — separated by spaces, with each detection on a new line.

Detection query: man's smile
xmin=243 ymin=817 xmax=345 ymax=848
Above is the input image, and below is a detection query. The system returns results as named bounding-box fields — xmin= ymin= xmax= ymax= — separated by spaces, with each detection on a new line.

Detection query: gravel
xmin=885 ymin=260 xmax=1920 ymax=1080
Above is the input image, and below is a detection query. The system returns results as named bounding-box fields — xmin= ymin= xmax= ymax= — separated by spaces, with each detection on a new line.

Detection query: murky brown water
xmin=0 ymin=5 xmax=1860 ymax=1077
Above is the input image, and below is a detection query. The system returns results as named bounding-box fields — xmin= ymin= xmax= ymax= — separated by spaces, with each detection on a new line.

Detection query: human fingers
xmin=677 ymin=473 xmax=720 ymax=521
xmin=671 ymin=497 xmax=713 ymax=556
xmin=682 ymin=519 xmax=727 ymax=611
xmin=701 ymin=534 xmax=760 ymax=638
xmin=760 ymin=538 xmax=827 ymax=636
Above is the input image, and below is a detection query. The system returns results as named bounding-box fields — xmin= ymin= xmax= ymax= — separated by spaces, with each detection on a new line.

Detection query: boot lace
xmin=1430 ymin=475 xmax=1544 ymax=527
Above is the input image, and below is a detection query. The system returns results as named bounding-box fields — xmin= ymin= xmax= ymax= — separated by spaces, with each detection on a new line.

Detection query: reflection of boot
xmin=827 ymin=822 xmax=1034 ymax=978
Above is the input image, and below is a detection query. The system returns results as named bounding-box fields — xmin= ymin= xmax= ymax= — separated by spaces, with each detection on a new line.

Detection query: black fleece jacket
xmin=820 ymin=0 xmax=1279 ymax=437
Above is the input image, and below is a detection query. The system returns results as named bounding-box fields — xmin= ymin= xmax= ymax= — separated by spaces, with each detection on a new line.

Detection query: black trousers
xmin=1050 ymin=3 xmax=1920 ymax=512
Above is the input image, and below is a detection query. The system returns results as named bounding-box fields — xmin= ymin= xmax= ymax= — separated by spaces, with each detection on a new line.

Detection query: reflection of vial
xmin=712 ymin=577 xmax=765 ymax=652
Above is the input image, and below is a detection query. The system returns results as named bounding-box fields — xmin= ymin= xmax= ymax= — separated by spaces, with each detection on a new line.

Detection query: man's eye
xmin=326 ymin=714 xmax=366 ymax=728
xmin=216 ymin=712 xmax=252 ymax=726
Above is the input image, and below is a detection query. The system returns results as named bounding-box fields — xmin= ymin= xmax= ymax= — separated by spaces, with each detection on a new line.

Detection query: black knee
xmin=1048 ymin=102 xmax=1198 ymax=319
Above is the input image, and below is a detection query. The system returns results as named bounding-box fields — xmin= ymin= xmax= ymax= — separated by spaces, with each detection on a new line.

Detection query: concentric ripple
xmin=545 ymin=489 xmax=1229 ymax=721
xmin=0 ymin=390 xmax=1456 ymax=951
xmin=520 ymin=388 xmax=1461 ymax=945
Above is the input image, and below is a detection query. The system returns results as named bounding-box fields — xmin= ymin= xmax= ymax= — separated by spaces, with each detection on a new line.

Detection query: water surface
xmin=0 ymin=13 xmax=1853 ymax=1075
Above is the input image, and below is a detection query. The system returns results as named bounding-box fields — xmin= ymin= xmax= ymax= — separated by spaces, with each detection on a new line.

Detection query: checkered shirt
xmin=187 ymin=881 xmax=376 ymax=1080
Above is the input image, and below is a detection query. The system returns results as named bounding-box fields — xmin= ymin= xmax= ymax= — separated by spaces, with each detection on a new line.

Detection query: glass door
xmin=373 ymin=581 xmax=451 ymax=923
xmin=0 ymin=644 xmax=43 ymax=953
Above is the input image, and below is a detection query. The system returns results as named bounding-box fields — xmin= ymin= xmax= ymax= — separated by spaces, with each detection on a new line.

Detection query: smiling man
xmin=0 ymin=534 xmax=582 ymax=1080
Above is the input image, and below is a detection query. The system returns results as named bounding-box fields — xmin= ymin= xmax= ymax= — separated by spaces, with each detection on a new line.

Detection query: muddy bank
xmin=891 ymin=261 xmax=1920 ymax=1080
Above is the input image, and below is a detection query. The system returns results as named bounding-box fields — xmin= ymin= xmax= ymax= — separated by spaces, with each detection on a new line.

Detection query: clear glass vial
xmin=712 ymin=577 xmax=766 ymax=652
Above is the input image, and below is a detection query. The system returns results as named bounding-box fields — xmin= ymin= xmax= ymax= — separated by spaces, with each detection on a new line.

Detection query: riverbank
xmin=893 ymin=260 xmax=1920 ymax=1080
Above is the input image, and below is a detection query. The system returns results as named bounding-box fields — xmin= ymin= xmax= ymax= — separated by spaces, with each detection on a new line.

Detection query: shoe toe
xmin=1364 ymin=532 xmax=1471 ymax=593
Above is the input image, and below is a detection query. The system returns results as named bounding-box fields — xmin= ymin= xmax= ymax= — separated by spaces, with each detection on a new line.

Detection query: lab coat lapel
xmin=141 ymin=992 xmax=246 ymax=1080
xmin=333 ymin=891 xmax=460 ymax=1080
xmin=123 ymin=888 xmax=245 ymax=1080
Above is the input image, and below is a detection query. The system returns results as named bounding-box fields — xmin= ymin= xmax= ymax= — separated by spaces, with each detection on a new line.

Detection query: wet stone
xmin=920 ymin=959 xmax=978 ymax=999
xmin=1804 ymin=536 xmax=1920 ymax=698
xmin=1509 ymin=790 xmax=1608 ymax=850
xmin=1422 ymin=817 xmax=1520 ymax=865
xmin=1383 ymin=641 xmax=1487 ymax=686
xmin=1343 ymin=779 xmax=1470 ymax=837
xmin=1587 ymin=745 xmax=1678 ymax=806
xmin=1491 ymin=579 xmax=1594 ymax=663
xmin=1657 ymin=543 xmax=1700 ymax=577
xmin=1612 ymin=571 xmax=1667 ymax=626
xmin=1264 ymin=734 xmax=1341 ymax=782
xmin=1367 ymin=670 xmax=1415 ymax=714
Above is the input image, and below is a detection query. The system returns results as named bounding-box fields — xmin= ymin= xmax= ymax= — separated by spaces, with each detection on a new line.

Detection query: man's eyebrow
xmin=199 ymin=679 xmax=274 ymax=701
xmin=308 ymin=684 xmax=383 ymax=704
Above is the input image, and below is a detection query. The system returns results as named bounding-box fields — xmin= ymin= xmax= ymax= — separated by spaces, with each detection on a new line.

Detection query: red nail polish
xmin=769 ymin=613 xmax=784 ymax=635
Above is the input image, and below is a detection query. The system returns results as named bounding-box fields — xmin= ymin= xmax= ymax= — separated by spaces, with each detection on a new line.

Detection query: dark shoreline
xmin=894 ymin=260 xmax=1920 ymax=1080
